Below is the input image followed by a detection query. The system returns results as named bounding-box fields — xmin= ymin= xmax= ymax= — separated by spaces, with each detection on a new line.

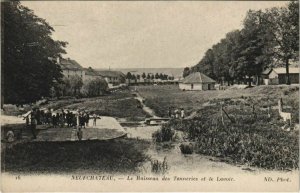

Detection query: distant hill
xmin=96 ymin=68 xmax=184 ymax=78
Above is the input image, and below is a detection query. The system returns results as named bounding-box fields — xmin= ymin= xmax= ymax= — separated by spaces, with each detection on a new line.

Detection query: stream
xmin=123 ymin=124 xmax=298 ymax=177
xmin=123 ymin=92 xmax=298 ymax=176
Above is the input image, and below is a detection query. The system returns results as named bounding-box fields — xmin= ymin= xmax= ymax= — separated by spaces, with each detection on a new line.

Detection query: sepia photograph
xmin=1 ymin=0 xmax=299 ymax=192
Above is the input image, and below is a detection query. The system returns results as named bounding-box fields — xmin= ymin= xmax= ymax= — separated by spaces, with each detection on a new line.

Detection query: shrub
xmin=152 ymin=124 xmax=175 ymax=142
xmin=151 ymin=157 xmax=169 ymax=174
xmin=179 ymin=143 xmax=194 ymax=154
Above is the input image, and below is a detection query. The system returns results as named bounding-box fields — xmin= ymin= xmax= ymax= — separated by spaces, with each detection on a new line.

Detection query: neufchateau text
xmin=71 ymin=175 xmax=235 ymax=181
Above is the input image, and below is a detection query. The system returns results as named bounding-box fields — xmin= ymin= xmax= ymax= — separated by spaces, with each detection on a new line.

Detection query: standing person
xmin=72 ymin=112 xmax=77 ymax=128
xmin=76 ymin=110 xmax=80 ymax=128
xmin=60 ymin=109 xmax=65 ymax=127
xmin=77 ymin=127 xmax=83 ymax=141
xmin=174 ymin=109 xmax=179 ymax=119
xmin=168 ymin=107 xmax=172 ymax=118
xmin=40 ymin=110 xmax=45 ymax=124
xmin=36 ymin=108 xmax=41 ymax=125
xmin=30 ymin=111 xmax=37 ymax=139
xmin=180 ymin=108 xmax=185 ymax=119
xmin=79 ymin=113 xmax=85 ymax=129
xmin=67 ymin=111 xmax=71 ymax=127
xmin=85 ymin=112 xmax=90 ymax=127
xmin=46 ymin=108 xmax=52 ymax=125
xmin=92 ymin=113 xmax=98 ymax=126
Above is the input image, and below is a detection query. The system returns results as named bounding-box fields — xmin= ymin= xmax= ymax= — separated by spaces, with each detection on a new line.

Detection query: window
xmin=191 ymin=84 xmax=194 ymax=90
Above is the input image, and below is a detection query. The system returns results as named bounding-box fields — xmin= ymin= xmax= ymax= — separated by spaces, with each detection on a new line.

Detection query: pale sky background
xmin=23 ymin=1 xmax=288 ymax=69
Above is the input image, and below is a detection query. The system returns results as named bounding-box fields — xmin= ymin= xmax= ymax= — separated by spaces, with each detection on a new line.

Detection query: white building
xmin=179 ymin=72 xmax=216 ymax=91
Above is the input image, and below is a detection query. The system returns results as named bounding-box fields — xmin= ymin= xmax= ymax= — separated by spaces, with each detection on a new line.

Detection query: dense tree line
xmin=189 ymin=1 xmax=298 ymax=86
xmin=2 ymin=1 xmax=68 ymax=104
xmin=52 ymin=75 xmax=108 ymax=98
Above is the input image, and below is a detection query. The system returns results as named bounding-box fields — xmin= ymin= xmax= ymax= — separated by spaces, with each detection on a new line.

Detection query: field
xmin=136 ymin=84 xmax=299 ymax=123
xmin=39 ymin=89 xmax=149 ymax=122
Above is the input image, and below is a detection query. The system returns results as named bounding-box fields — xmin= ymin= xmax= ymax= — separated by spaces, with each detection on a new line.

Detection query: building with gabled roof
xmin=58 ymin=58 xmax=85 ymax=79
xmin=96 ymin=70 xmax=125 ymax=86
xmin=179 ymin=72 xmax=216 ymax=91
xmin=262 ymin=67 xmax=299 ymax=85
xmin=84 ymin=67 xmax=104 ymax=81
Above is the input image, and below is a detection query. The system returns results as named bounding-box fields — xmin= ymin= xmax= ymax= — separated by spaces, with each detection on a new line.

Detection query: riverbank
xmin=2 ymin=138 xmax=150 ymax=174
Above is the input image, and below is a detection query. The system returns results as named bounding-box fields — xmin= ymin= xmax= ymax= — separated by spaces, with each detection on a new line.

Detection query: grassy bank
xmin=40 ymin=90 xmax=148 ymax=121
xmin=161 ymin=97 xmax=299 ymax=170
xmin=143 ymin=85 xmax=299 ymax=170
xmin=2 ymin=138 xmax=150 ymax=174
xmin=136 ymin=85 xmax=299 ymax=123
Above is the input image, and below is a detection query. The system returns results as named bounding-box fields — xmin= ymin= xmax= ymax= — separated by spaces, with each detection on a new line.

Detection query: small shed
xmin=262 ymin=67 xmax=299 ymax=85
xmin=179 ymin=72 xmax=216 ymax=91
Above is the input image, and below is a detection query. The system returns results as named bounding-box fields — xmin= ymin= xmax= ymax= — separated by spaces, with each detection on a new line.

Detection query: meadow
xmin=141 ymin=84 xmax=299 ymax=170
xmin=40 ymin=89 xmax=149 ymax=122
xmin=136 ymin=84 xmax=299 ymax=123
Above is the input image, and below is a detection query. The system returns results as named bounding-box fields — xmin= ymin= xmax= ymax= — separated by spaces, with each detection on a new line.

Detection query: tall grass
xmin=2 ymin=139 xmax=150 ymax=174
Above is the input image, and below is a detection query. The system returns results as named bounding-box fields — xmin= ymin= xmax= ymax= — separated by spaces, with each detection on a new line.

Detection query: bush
xmin=151 ymin=157 xmax=169 ymax=174
xmin=179 ymin=143 xmax=193 ymax=154
xmin=152 ymin=124 xmax=175 ymax=142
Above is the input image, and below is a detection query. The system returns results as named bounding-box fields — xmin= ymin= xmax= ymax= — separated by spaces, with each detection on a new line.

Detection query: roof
xmin=59 ymin=58 xmax=83 ymax=70
xmin=273 ymin=67 xmax=299 ymax=74
xmin=262 ymin=68 xmax=272 ymax=75
xmin=96 ymin=70 xmax=125 ymax=78
xmin=84 ymin=68 xmax=103 ymax=76
xmin=182 ymin=72 xmax=216 ymax=84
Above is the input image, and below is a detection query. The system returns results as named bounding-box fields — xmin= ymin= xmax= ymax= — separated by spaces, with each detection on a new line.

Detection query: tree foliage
xmin=82 ymin=78 xmax=108 ymax=97
xmin=2 ymin=1 xmax=67 ymax=104
xmin=192 ymin=1 xmax=298 ymax=85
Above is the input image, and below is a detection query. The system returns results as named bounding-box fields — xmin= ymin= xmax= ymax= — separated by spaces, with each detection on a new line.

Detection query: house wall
xmin=203 ymin=83 xmax=215 ymax=90
xmin=179 ymin=83 xmax=215 ymax=90
xmin=179 ymin=83 xmax=202 ymax=90
xmin=84 ymin=74 xmax=103 ymax=81
xmin=278 ymin=73 xmax=299 ymax=84
xmin=62 ymin=69 xmax=85 ymax=79
xmin=105 ymin=76 xmax=123 ymax=84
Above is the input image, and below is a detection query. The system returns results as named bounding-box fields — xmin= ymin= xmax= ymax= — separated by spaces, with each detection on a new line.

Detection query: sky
xmin=22 ymin=1 xmax=288 ymax=69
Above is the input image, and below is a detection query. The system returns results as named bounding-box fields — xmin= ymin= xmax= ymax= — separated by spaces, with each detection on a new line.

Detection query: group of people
xmin=24 ymin=107 xmax=100 ymax=139
xmin=168 ymin=107 xmax=185 ymax=119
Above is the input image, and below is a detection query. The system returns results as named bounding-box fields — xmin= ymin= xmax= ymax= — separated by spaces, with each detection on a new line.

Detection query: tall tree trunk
xmin=285 ymin=58 xmax=291 ymax=85
xmin=256 ymin=75 xmax=260 ymax=86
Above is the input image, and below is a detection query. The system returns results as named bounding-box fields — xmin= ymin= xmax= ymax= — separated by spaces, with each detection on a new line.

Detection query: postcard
xmin=1 ymin=1 xmax=299 ymax=192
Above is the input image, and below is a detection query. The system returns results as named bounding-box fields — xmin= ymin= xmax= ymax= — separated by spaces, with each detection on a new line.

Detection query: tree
xmin=69 ymin=75 xmax=83 ymax=96
xmin=2 ymin=1 xmax=67 ymax=104
xmin=82 ymin=78 xmax=108 ymax=97
xmin=183 ymin=67 xmax=190 ymax=78
xmin=142 ymin=72 xmax=146 ymax=79
xmin=131 ymin=74 xmax=136 ymax=81
xmin=126 ymin=72 xmax=132 ymax=80
xmin=151 ymin=74 xmax=154 ymax=80
xmin=136 ymin=74 xmax=141 ymax=80
xmin=155 ymin=73 xmax=159 ymax=79
xmin=237 ymin=10 xmax=272 ymax=86
xmin=261 ymin=1 xmax=299 ymax=84
xmin=147 ymin=73 xmax=151 ymax=79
